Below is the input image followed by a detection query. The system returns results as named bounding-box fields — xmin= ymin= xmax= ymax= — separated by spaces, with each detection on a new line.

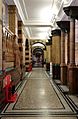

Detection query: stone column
xmin=70 ymin=18 xmax=75 ymax=65
xmin=46 ymin=43 xmax=50 ymax=71
xmin=18 ymin=21 xmax=23 ymax=68
xmin=8 ymin=5 xmax=21 ymax=68
xmin=51 ymin=30 xmax=61 ymax=79
xmin=8 ymin=5 xmax=18 ymax=35
xmin=65 ymin=31 xmax=70 ymax=86
xmin=68 ymin=18 xmax=76 ymax=93
xmin=61 ymin=31 xmax=65 ymax=65
xmin=57 ymin=21 xmax=70 ymax=84
xmin=60 ymin=30 xmax=67 ymax=84
xmin=67 ymin=32 xmax=70 ymax=64
xmin=13 ymin=35 xmax=20 ymax=68
xmin=52 ymin=29 xmax=61 ymax=64
xmin=0 ymin=0 xmax=2 ymax=70
xmin=63 ymin=6 xmax=78 ymax=93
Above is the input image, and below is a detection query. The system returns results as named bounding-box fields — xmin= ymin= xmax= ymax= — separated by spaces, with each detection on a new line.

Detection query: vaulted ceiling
xmin=4 ymin=0 xmax=76 ymax=40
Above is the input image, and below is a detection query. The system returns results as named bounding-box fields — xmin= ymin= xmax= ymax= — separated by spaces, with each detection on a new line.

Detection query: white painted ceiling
xmin=5 ymin=0 xmax=74 ymax=40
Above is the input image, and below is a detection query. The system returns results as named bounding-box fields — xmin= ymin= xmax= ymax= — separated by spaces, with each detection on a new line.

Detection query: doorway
xmin=32 ymin=48 xmax=44 ymax=67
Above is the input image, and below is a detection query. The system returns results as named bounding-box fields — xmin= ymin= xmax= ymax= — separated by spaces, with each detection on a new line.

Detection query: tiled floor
xmin=1 ymin=68 xmax=78 ymax=119
xmin=68 ymin=95 xmax=78 ymax=106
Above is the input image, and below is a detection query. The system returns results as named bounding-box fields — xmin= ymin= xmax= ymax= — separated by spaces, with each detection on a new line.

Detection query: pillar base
xmin=60 ymin=64 xmax=67 ymax=85
xmin=52 ymin=64 xmax=60 ymax=79
xmin=68 ymin=65 xmax=78 ymax=94
xmin=46 ymin=63 xmax=50 ymax=71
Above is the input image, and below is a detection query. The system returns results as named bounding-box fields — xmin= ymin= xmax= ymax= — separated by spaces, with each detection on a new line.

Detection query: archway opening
xmin=32 ymin=48 xmax=44 ymax=67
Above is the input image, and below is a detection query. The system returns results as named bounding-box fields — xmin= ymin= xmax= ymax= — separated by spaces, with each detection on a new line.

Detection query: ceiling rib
xmin=22 ymin=0 xmax=28 ymax=19
xmin=23 ymin=21 xmax=53 ymax=27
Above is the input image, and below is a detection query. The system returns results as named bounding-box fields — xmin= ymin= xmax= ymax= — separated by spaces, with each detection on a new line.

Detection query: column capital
xmin=51 ymin=29 xmax=61 ymax=36
xmin=57 ymin=21 xmax=70 ymax=32
xmin=63 ymin=6 xmax=78 ymax=20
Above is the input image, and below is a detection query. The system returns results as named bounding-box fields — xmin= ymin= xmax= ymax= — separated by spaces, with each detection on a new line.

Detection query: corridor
xmin=1 ymin=0 xmax=78 ymax=118
xmin=1 ymin=68 xmax=77 ymax=119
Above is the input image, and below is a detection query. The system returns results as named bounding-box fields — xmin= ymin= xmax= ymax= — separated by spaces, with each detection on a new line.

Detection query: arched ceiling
xmin=4 ymin=0 xmax=77 ymax=40
xmin=13 ymin=0 xmax=73 ymax=40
